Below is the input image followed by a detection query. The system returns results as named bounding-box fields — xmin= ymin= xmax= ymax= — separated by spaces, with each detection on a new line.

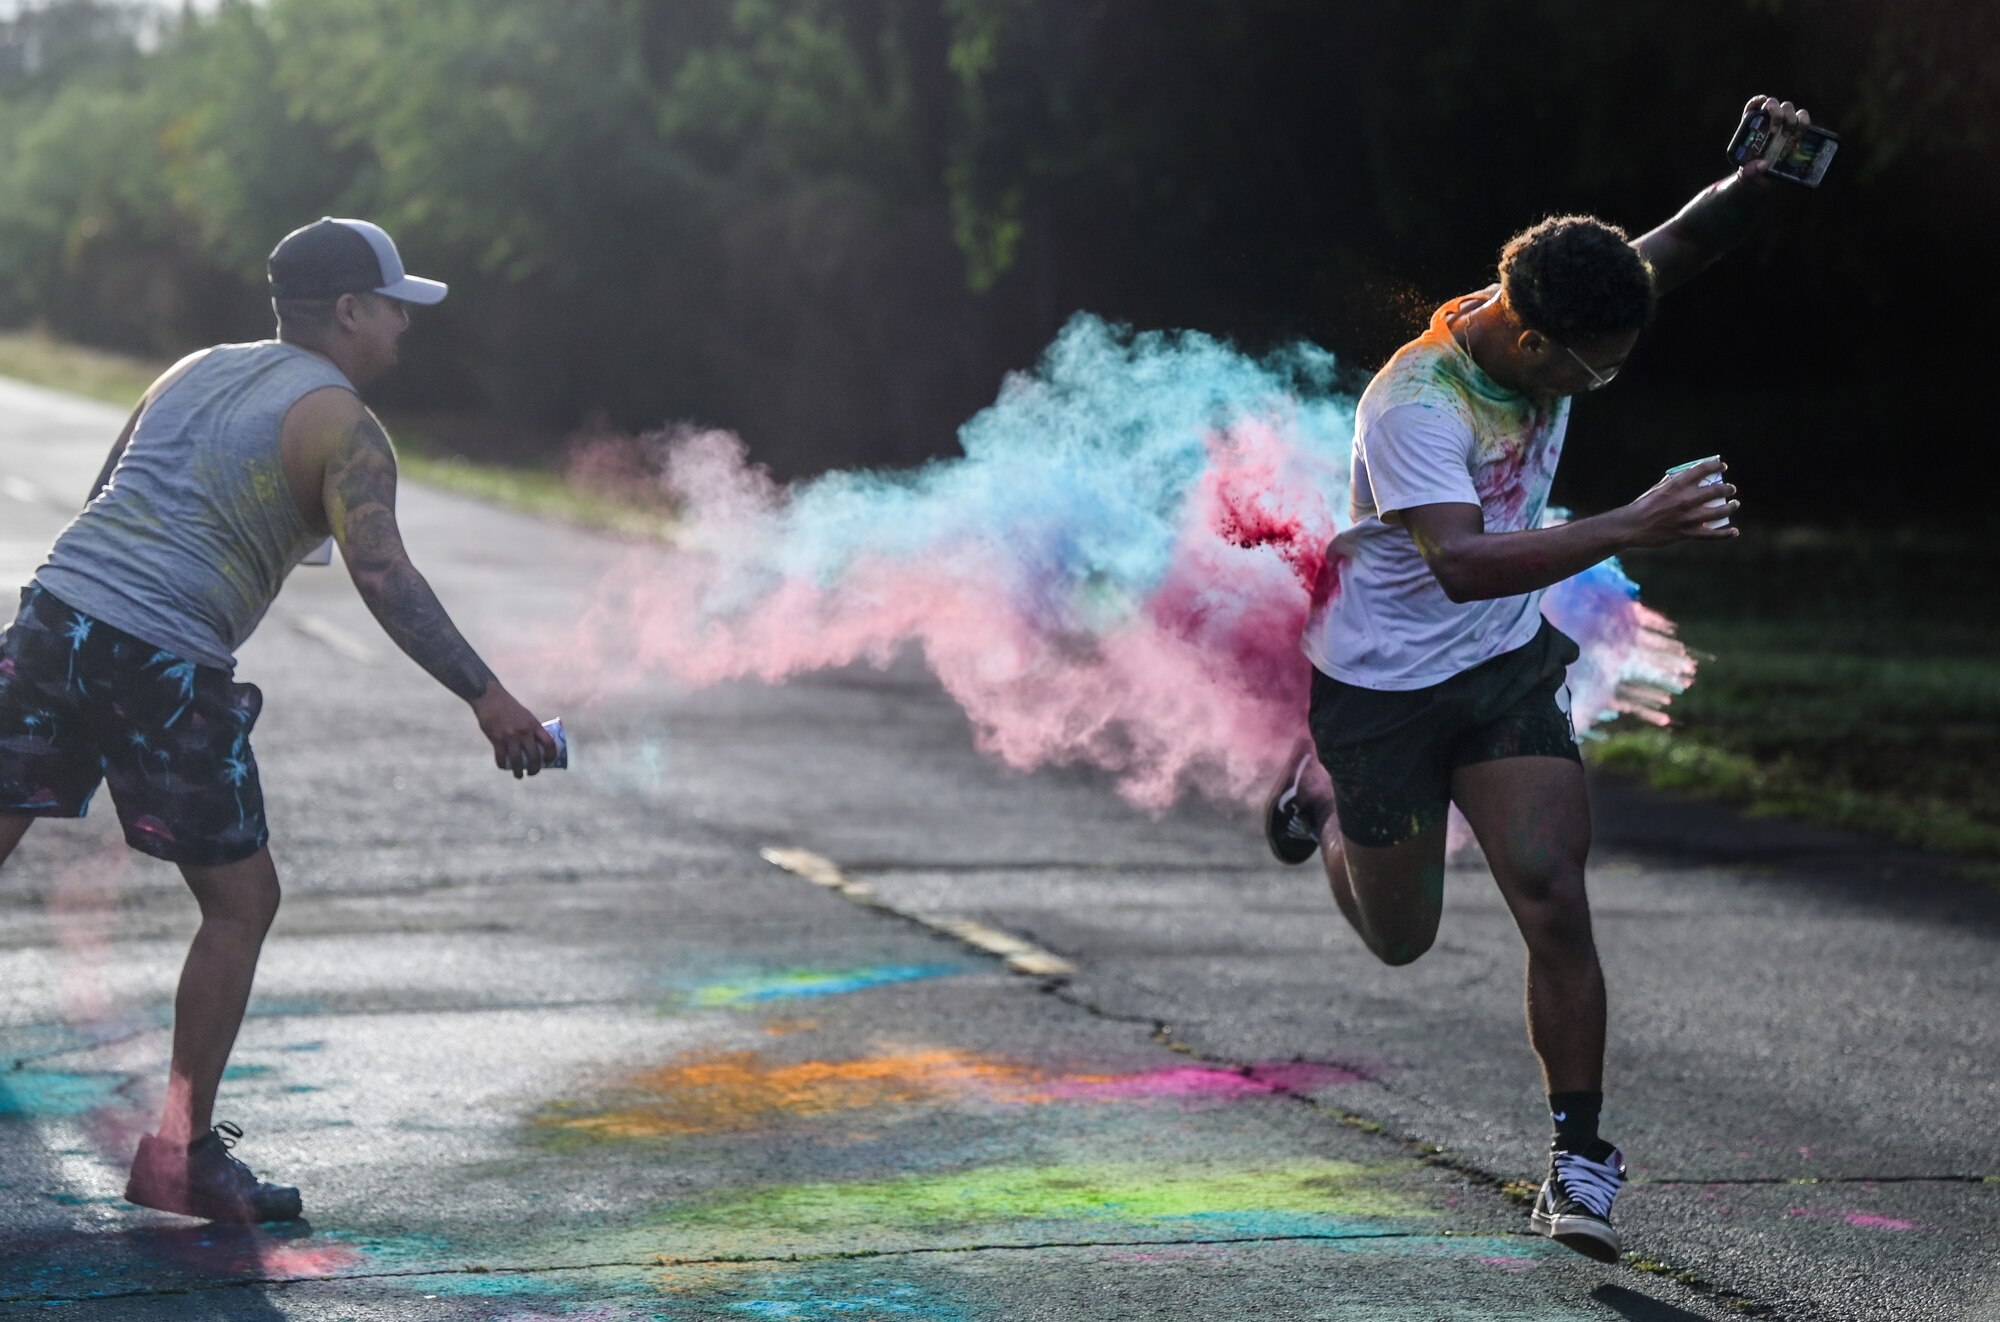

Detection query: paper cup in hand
xmin=1665 ymin=456 xmax=1731 ymax=529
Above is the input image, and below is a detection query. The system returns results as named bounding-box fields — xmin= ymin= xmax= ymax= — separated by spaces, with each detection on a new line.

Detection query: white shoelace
xmin=1552 ymin=1149 xmax=1624 ymax=1219
xmin=1278 ymin=754 xmax=1318 ymax=840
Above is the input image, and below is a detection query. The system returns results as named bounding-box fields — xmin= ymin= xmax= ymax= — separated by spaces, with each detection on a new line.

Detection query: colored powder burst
xmin=1091 ymin=1234 xmax=1546 ymax=1269
xmin=539 ymin=1049 xmax=1362 ymax=1140
xmin=684 ymin=965 xmax=963 ymax=1008
xmin=718 ymin=1277 xmax=970 ymax=1320
xmin=573 ymin=314 xmax=1689 ymax=811
xmin=1539 ymin=529 xmax=1696 ymax=729
xmin=537 ymin=1048 xmax=1010 ymax=1139
xmin=107 ymin=1223 xmax=378 ymax=1281
xmin=246 ymin=1240 xmax=369 ymax=1277
xmin=658 ymin=1159 xmax=1429 ymax=1237
xmin=405 ymin=1272 xmax=575 ymax=1301
xmin=0 ymin=1070 xmax=124 ymax=1117
xmin=1037 ymin=1061 xmax=1366 ymax=1101
xmin=655 ymin=1262 xmax=771 ymax=1295
xmin=115 ymin=1226 xmax=479 ymax=1291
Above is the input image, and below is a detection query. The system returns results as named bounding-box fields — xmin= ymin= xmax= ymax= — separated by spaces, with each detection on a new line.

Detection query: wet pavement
xmin=0 ymin=377 xmax=1994 ymax=1320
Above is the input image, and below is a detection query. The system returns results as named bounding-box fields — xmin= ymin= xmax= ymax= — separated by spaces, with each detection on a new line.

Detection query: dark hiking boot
xmin=125 ymin=1121 xmax=303 ymax=1223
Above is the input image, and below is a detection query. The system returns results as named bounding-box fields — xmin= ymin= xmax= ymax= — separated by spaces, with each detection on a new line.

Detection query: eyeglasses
xmin=1560 ymin=343 xmax=1622 ymax=391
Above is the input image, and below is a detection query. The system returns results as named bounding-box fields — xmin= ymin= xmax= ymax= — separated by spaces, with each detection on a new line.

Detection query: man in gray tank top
xmin=0 ymin=218 xmax=558 ymax=1222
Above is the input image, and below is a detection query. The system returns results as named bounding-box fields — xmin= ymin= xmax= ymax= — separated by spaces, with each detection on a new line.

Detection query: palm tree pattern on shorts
xmin=1 ymin=586 xmax=267 ymax=862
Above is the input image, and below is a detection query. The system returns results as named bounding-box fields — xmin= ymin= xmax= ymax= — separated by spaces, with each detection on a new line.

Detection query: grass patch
xmin=0 ymin=329 xmax=666 ymax=539
xmin=0 ymin=329 xmax=162 ymax=407
xmin=1604 ymin=541 xmax=2000 ymax=858
xmin=1587 ymin=728 xmax=2000 ymax=856
xmin=395 ymin=444 xmax=670 ymax=540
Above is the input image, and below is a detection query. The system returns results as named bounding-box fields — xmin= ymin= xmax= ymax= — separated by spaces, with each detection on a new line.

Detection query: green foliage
xmin=0 ymin=0 xmax=1988 ymax=490
xmin=1587 ymin=586 xmax=2000 ymax=858
xmin=269 ymin=0 xmax=671 ymax=285
xmin=0 ymin=327 xmax=161 ymax=405
xmin=0 ymin=1 xmax=343 ymax=348
xmin=0 ymin=0 xmax=141 ymax=95
xmin=0 ymin=327 xmax=666 ymax=537
xmin=1592 ymin=726 xmax=2000 ymax=857
xmin=665 ymin=0 xmax=924 ymax=200
xmin=153 ymin=5 xmax=357 ymax=277
xmin=396 ymin=448 xmax=676 ymax=541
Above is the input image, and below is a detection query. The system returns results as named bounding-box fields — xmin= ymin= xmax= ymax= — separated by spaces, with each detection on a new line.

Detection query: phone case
xmin=1727 ymin=111 xmax=1838 ymax=187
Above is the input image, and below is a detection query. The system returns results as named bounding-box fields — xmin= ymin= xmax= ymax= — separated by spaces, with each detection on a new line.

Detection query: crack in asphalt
xmin=1045 ymin=987 xmax=1784 ymax=1317
xmin=0 ymin=1227 xmax=1511 ymax=1306
xmin=16 ymin=846 xmax=1885 ymax=1313
xmin=768 ymin=846 xmax=1787 ymax=1321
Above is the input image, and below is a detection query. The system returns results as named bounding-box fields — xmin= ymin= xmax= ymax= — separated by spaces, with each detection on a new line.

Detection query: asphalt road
xmin=0 ymin=376 xmax=1993 ymax=1321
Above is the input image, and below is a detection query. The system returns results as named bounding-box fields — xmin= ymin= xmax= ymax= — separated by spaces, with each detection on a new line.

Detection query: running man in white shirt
xmin=1264 ymin=95 xmax=1818 ymax=1261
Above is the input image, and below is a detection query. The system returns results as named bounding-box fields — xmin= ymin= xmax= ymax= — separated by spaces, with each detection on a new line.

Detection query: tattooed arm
xmin=312 ymin=399 xmax=557 ymax=776
xmin=322 ymin=410 xmax=494 ymax=699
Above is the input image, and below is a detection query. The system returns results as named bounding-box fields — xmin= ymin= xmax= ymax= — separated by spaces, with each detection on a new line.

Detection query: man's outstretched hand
xmin=472 ymin=685 xmax=560 ymax=779
xmin=1619 ymin=459 xmax=1742 ymax=549
xmin=1738 ymin=94 xmax=1814 ymax=184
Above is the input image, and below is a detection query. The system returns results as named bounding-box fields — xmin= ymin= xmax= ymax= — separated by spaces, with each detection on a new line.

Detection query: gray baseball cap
xmin=268 ymin=217 xmax=448 ymax=305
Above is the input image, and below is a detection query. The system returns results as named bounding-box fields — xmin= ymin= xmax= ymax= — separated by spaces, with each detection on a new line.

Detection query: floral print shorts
xmin=0 ymin=583 xmax=267 ymax=866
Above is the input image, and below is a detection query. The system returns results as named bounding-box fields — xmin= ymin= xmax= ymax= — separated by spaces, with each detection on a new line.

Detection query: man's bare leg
xmin=1325 ymin=822 xmax=1452 ymax=967
xmin=125 ymin=844 xmax=300 ymax=1222
xmin=157 ymin=847 xmax=281 ymax=1144
xmin=1449 ymin=757 xmax=1602 ymax=1092
xmin=1292 ymin=757 xmax=1451 ymax=966
xmin=1450 ymin=754 xmax=1624 ymax=1262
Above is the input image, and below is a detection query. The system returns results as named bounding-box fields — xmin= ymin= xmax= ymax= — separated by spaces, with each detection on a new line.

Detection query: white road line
xmin=761 ymin=845 xmax=1077 ymax=979
xmin=2 ymin=476 xmax=40 ymax=504
xmin=286 ymin=611 xmax=381 ymax=664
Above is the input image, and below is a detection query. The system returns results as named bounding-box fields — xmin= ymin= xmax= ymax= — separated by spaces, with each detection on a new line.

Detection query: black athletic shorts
xmin=1308 ymin=619 xmax=1582 ymax=849
xmin=0 ymin=583 xmax=268 ymax=866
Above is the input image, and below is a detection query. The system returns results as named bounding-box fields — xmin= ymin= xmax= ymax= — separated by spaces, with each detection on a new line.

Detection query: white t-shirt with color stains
xmin=1303 ymin=288 xmax=1570 ymax=690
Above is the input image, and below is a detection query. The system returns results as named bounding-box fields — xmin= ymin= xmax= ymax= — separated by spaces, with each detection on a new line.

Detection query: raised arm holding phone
xmin=1264 ymin=95 xmax=1823 ymax=1262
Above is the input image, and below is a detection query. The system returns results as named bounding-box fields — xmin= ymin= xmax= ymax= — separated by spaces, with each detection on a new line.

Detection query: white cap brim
xmin=378 ymin=274 xmax=449 ymax=305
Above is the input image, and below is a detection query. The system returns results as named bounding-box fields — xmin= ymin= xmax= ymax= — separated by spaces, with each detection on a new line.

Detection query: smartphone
xmin=1727 ymin=110 xmax=1838 ymax=187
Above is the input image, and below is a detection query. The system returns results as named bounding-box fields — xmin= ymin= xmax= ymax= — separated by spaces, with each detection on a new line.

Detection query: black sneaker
xmin=1264 ymin=741 xmax=1323 ymax=865
xmin=1530 ymin=1140 xmax=1625 ymax=1263
xmin=125 ymin=1121 xmax=303 ymax=1223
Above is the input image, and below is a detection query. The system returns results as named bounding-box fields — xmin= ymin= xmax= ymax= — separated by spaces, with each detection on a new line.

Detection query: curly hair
xmin=1498 ymin=215 xmax=1655 ymax=345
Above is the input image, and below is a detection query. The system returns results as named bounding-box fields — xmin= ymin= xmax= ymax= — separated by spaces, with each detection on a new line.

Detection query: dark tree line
xmin=0 ymin=0 xmax=1992 ymax=517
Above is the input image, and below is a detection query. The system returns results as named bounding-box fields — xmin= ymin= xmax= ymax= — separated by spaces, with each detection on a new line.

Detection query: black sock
xmin=1548 ymin=1091 xmax=1603 ymax=1152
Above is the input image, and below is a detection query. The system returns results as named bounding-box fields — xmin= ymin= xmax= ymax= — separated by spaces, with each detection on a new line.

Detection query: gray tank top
xmin=36 ymin=341 xmax=355 ymax=669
